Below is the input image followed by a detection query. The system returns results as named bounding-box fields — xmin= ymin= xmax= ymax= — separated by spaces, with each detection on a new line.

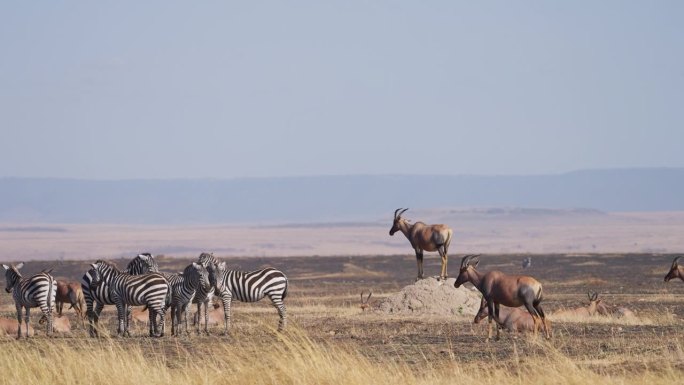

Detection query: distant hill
xmin=0 ymin=168 xmax=682 ymax=224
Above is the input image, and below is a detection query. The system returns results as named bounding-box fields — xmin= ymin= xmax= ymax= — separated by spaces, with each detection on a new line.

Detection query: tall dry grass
xmin=0 ymin=325 xmax=681 ymax=385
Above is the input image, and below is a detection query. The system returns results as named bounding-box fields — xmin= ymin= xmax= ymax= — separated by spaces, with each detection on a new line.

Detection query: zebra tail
xmin=47 ymin=274 xmax=54 ymax=314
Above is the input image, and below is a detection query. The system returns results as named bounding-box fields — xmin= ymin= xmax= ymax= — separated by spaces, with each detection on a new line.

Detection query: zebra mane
xmin=94 ymin=260 xmax=121 ymax=272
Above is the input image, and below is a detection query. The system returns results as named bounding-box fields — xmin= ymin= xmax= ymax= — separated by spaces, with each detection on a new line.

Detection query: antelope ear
xmin=15 ymin=262 xmax=24 ymax=270
xmin=596 ymin=299 xmax=602 ymax=304
xmin=470 ymin=259 xmax=479 ymax=268
xmin=2 ymin=264 xmax=9 ymax=270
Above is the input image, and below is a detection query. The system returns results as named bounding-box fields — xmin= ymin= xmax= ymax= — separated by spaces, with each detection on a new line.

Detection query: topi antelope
xmin=454 ymin=254 xmax=551 ymax=340
xmin=664 ymin=256 xmax=683 ymax=282
xmin=474 ymin=297 xmax=538 ymax=335
xmin=359 ymin=291 xmax=372 ymax=312
xmin=389 ymin=208 xmax=453 ymax=280
xmin=552 ymin=291 xmax=603 ymax=318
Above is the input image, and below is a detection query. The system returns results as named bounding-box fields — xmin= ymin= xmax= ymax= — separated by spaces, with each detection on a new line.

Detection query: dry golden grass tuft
xmin=0 ymin=325 xmax=682 ymax=385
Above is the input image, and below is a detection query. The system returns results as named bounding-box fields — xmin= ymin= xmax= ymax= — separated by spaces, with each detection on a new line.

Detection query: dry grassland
xmin=0 ymin=253 xmax=683 ymax=384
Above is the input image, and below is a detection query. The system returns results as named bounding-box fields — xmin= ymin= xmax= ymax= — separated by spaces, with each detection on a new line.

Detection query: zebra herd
xmin=2 ymin=253 xmax=288 ymax=339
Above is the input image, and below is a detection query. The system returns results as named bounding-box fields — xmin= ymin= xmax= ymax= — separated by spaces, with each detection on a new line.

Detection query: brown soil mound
xmin=376 ymin=277 xmax=481 ymax=316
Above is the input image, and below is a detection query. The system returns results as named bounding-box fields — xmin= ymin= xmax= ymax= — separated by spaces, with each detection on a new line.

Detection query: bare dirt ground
xmin=1 ymin=253 xmax=683 ymax=377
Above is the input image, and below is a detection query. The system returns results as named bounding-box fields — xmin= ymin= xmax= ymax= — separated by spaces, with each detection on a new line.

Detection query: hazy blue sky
xmin=1 ymin=2 xmax=682 ymax=179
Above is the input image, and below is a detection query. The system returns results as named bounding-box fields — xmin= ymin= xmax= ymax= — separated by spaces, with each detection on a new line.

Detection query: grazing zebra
xmin=193 ymin=252 xmax=219 ymax=334
xmin=88 ymin=260 xmax=170 ymax=337
xmin=81 ymin=254 xmax=159 ymax=337
xmin=163 ymin=262 xmax=211 ymax=336
xmin=3 ymin=263 xmax=57 ymax=338
xmin=214 ymin=261 xmax=289 ymax=332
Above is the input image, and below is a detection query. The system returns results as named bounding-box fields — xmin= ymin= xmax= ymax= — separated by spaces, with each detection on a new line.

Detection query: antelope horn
xmin=366 ymin=292 xmax=372 ymax=302
xmin=360 ymin=291 xmax=365 ymax=302
xmin=394 ymin=208 xmax=403 ymax=219
xmin=460 ymin=254 xmax=479 ymax=268
xmin=673 ymin=256 xmax=682 ymax=268
xmin=399 ymin=208 xmax=409 ymax=217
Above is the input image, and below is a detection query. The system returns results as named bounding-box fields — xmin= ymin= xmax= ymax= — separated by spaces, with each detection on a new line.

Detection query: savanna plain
xmin=1 ymin=252 xmax=683 ymax=385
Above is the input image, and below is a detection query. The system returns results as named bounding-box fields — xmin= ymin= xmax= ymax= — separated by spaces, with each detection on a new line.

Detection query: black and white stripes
xmin=213 ymin=261 xmax=289 ymax=332
xmin=88 ymin=260 xmax=170 ymax=337
xmin=82 ymin=253 xmax=159 ymax=337
xmin=162 ymin=262 xmax=210 ymax=336
xmin=3 ymin=263 xmax=57 ymax=338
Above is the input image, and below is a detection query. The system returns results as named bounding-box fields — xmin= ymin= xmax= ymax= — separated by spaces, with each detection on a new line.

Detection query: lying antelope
xmin=39 ymin=313 xmax=71 ymax=333
xmin=552 ymin=291 xmax=603 ymax=318
xmin=664 ymin=256 xmax=683 ymax=282
xmin=473 ymin=298 xmax=537 ymax=334
xmin=359 ymin=291 xmax=372 ymax=312
xmin=389 ymin=208 xmax=453 ymax=280
xmin=454 ymin=254 xmax=551 ymax=340
xmin=0 ymin=317 xmax=34 ymax=337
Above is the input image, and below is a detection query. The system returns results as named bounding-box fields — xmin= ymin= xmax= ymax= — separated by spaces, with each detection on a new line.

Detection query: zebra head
xmin=185 ymin=262 xmax=211 ymax=291
xmin=198 ymin=252 xmax=219 ymax=291
xmin=125 ymin=253 xmax=159 ymax=274
xmin=87 ymin=264 xmax=103 ymax=290
xmin=2 ymin=262 xmax=24 ymax=293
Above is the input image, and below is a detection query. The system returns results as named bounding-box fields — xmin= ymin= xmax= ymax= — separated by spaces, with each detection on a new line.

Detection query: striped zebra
xmin=3 ymin=263 xmax=57 ymax=338
xmin=193 ymin=252 xmax=219 ymax=334
xmin=214 ymin=261 xmax=289 ymax=332
xmin=124 ymin=252 xmax=159 ymax=274
xmin=81 ymin=254 xmax=159 ymax=337
xmin=87 ymin=260 xmax=170 ymax=337
xmin=162 ymin=262 xmax=211 ymax=336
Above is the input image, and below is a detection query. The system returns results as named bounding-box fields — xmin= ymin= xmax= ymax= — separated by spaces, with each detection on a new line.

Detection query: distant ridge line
xmin=0 ymin=168 xmax=682 ymax=223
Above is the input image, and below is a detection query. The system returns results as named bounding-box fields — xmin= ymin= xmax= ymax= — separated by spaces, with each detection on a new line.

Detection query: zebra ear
xmin=138 ymin=254 xmax=149 ymax=261
xmin=90 ymin=263 xmax=97 ymax=269
xmin=15 ymin=262 xmax=24 ymax=270
xmin=192 ymin=262 xmax=201 ymax=269
xmin=218 ymin=261 xmax=226 ymax=270
xmin=2 ymin=264 xmax=9 ymax=270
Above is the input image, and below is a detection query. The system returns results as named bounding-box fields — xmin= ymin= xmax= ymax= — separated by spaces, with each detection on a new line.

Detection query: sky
xmin=0 ymin=1 xmax=682 ymax=180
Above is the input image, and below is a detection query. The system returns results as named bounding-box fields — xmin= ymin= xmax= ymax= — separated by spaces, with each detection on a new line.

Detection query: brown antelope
xmin=0 ymin=317 xmax=35 ymax=337
xmin=473 ymin=297 xmax=537 ymax=334
xmin=39 ymin=313 xmax=71 ymax=333
xmin=55 ymin=280 xmax=86 ymax=321
xmin=454 ymin=254 xmax=551 ymax=340
xmin=552 ymin=291 xmax=603 ymax=318
xmin=389 ymin=208 xmax=453 ymax=280
xmin=664 ymin=256 xmax=683 ymax=282
xmin=359 ymin=291 xmax=372 ymax=312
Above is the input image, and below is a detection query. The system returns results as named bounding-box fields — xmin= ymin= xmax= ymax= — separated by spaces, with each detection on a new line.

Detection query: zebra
xmin=87 ymin=260 xmax=170 ymax=337
xmin=81 ymin=254 xmax=159 ymax=337
xmin=162 ymin=262 xmax=211 ymax=336
xmin=3 ymin=263 xmax=57 ymax=338
xmin=124 ymin=252 xmax=159 ymax=274
xmin=193 ymin=252 xmax=220 ymax=334
xmin=214 ymin=261 xmax=289 ymax=332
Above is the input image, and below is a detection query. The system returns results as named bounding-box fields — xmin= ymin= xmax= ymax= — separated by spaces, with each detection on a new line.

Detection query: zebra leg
xmin=94 ymin=302 xmax=105 ymax=338
xmin=24 ymin=307 xmax=31 ymax=338
xmin=203 ymin=299 xmax=210 ymax=335
xmin=195 ymin=302 xmax=202 ymax=335
xmin=158 ymin=306 xmax=166 ymax=337
xmin=183 ymin=304 xmax=190 ymax=335
xmin=171 ymin=305 xmax=179 ymax=336
xmin=221 ymin=293 xmax=232 ymax=335
xmin=15 ymin=303 xmax=22 ymax=339
xmin=148 ymin=306 xmax=156 ymax=337
xmin=115 ymin=302 xmax=126 ymax=337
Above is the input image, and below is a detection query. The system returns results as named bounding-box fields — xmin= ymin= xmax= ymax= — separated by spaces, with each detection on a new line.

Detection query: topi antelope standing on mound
xmin=389 ymin=208 xmax=453 ymax=280
xmin=454 ymin=254 xmax=551 ymax=340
